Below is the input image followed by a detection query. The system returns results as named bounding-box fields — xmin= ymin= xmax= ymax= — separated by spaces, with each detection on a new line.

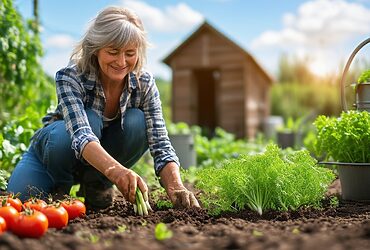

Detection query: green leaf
xmin=154 ymin=223 xmax=173 ymax=241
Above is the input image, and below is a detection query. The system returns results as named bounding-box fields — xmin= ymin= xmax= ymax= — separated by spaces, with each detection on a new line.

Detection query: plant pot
xmin=169 ymin=134 xmax=196 ymax=169
xmin=356 ymin=82 xmax=370 ymax=112
xmin=277 ymin=131 xmax=302 ymax=149
xmin=337 ymin=163 xmax=370 ymax=201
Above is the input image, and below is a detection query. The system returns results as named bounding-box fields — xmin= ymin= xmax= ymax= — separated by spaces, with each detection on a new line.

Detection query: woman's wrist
xmin=159 ymin=162 xmax=184 ymax=191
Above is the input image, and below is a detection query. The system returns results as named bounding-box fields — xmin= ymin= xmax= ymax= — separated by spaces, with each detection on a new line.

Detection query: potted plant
xmin=355 ymin=69 xmax=370 ymax=111
xmin=313 ymin=110 xmax=370 ymax=201
xmin=276 ymin=117 xmax=303 ymax=149
xmin=167 ymin=122 xmax=197 ymax=169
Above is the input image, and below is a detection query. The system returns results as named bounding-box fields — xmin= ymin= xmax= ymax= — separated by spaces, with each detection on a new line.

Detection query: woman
xmin=7 ymin=6 xmax=199 ymax=209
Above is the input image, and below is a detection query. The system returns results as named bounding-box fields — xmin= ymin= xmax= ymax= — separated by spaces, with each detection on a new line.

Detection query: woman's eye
xmin=108 ymin=51 xmax=118 ymax=55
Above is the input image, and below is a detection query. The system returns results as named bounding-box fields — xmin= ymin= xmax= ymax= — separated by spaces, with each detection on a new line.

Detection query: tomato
xmin=61 ymin=199 xmax=86 ymax=220
xmin=23 ymin=198 xmax=47 ymax=211
xmin=0 ymin=195 xmax=23 ymax=212
xmin=0 ymin=216 xmax=6 ymax=234
xmin=41 ymin=205 xmax=68 ymax=229
xmin=12 ymin=209 xmax=48 ymax=238
xmin=0 ymin=206 xmax=19 ymax=231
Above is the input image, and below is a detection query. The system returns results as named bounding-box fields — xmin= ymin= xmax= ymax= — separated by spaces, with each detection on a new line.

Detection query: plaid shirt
xmin=42 ymin=64 xmax=179 ymax=175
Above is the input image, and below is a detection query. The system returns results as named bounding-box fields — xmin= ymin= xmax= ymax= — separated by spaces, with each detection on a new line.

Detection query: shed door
xmin=195 ymin=69 xmax=218 ymax=136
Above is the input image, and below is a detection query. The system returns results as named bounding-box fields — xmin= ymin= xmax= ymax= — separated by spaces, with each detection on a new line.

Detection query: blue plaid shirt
xmin=42 ymin=64 xmax=179 ymax=175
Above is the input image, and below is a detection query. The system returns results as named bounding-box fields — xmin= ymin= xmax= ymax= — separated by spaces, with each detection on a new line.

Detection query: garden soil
xmin=1 ymin=179 xmax=370 ymax=250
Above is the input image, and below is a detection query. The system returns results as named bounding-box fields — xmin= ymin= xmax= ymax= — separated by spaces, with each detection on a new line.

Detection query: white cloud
xmin=251 ymin=0 xmax=370 ymax=76
xmin=42 ymin=50 xmax=71 ymax=76
xmin=44 ymin=34 xmax=76 ymax=49
xmin=119 ymin=0 xmax=204 ymax=32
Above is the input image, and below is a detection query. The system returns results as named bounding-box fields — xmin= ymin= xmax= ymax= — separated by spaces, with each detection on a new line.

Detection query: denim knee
xmin=31 ymin=109 xmax=104 ymax=192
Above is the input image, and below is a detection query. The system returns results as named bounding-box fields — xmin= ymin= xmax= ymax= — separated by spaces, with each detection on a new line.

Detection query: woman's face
xmin=97 ymin=45 xmax=138 ymax=84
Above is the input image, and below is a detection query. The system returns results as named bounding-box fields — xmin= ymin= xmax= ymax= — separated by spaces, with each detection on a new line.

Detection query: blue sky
xmin=14 ymin=0 xmax=370 ymax=80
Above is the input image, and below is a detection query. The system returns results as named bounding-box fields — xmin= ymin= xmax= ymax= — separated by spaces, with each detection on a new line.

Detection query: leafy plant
xmin=357 ymin=69 xmax=370 ymax=84
xmin=150 ymin=188 xmax=173 ymax=210
xmin=314 ymin=110 xmax=370 ymax=163
xmin=277 ymin=116 xmax=303 ymax=133
xmin=167 ymin=122 xmax=192 ymax=135
xmin=195 ymin=144 xmax=335 ymax=215
xmin=154 ymin=223 xmax=173 ymax=240
xmin=0 ymin=170 xmax=9 ymax=190
xmin=195 ymin=127 xmax=266 ymax=168
xmin=0 ymin=105 xmax=46 ymax=172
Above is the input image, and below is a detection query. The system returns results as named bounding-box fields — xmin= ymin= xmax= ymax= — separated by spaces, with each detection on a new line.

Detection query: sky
xmin=13 ymin=0 xmax=370 ymax=80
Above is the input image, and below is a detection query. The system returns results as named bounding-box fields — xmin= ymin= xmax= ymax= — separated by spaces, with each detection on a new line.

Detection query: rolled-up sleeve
xmin=55 ymin=69 xmax=99 ymax=159
xmin=140 ymin=73 xmax=180 ymax=175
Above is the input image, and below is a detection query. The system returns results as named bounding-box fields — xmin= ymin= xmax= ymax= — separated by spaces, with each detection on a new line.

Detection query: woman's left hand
xmin=166 ymin=185 xmax=200 ymax=208
xmin=159 ymin=162 xmax=200 ymax=208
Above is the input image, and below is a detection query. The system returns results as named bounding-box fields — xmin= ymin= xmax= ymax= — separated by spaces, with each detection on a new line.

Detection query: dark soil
xmin=1 ymin=179 xmax=370 ymax=250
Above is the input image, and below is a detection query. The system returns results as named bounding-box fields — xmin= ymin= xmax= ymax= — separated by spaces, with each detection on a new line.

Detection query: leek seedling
xmin=134 ymin=189 xmax=153 ymax=216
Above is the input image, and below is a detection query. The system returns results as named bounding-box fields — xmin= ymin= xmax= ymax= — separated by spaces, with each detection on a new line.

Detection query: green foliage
xmin=195 ymin=144 xmax=335 ymax=215
xmin=0 ymin=0 xmax=55 ymax=123
xmin=0 ymin=105 xmax=45 ymax=171
xmin=329 ymin=196 xmax=339 ymax=208
xmin=0 ymin=0 xmax=55 ymax=172
xmin=277 ymin=116 xmax=303 ymax=133
xmin=0 ymin=170 xmax=9 ymax=190
xmin=156 ymin=78 xmax=171 ymax=124
xmin=167 ymin=122 xmax=192 ymax=135
xmin=313 ymin=110 xmax=370 ymax=163
xmin=270 ymin=82 xmax=341 ymax=120
xmin=277 ymin=54 xmax=316 ymax=85
xmin=150 ymin=188 xmax=173 ymax=210
xmin=195 ymin=127 xmax=267 ymax=168
xmin=357 ymin=69 xmax=370 ymax=84
xmin=154 ymin=223 xmax=173 ymax=241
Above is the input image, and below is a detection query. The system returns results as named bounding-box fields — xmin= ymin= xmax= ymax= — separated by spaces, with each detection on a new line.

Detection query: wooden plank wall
xmin=169 ymin=27 xmax=270 ymax=138
xmin=172 ymin=69 xmax=194 ymax=124
xmin=244 ymin=60 xmax=271 ymax=138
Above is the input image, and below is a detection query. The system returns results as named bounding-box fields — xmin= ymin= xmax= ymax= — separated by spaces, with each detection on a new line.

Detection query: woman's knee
xmin=7 ymin=149 xmax=54 ymax=201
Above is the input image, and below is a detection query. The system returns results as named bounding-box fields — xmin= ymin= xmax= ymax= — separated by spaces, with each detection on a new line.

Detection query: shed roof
xmin=162 ymin=21 xmax=274 ymax=83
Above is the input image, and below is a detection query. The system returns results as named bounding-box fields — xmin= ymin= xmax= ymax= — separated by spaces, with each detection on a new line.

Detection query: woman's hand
xmin=159 ymin=162 xmax=200 ymax=208
xmin=166 ymin=185 xmax=200 ymax=208
xmin=104 ymin=166 xmax=148 ymax=204
xmin=82 ymin=141 xmax=148 ymax=204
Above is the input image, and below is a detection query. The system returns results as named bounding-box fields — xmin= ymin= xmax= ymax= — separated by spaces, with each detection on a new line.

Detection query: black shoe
xmin=77 ymin=168 xmax=115 ymax=209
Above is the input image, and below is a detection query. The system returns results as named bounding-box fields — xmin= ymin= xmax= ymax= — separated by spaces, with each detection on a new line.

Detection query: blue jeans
xmin=7 ymin=108 xmax=148 ymax=201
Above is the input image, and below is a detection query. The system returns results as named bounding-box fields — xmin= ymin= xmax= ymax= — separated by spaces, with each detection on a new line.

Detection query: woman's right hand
xmin=104 ymin=165 xmax=148 ymax=204
xmin=82 ymin=141 xmax=148 ymax=204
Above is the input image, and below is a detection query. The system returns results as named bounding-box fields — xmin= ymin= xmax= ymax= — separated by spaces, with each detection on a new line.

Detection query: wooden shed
xmin=163 ymin=21 xmax=273 ymax=139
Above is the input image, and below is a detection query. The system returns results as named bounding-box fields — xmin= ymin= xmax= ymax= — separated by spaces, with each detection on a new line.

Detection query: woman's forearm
xmin=81 ymin=141 xmax=124 ymax=182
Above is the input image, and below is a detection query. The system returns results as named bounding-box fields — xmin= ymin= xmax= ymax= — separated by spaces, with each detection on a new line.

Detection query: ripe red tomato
xmin=41 ymin=205 xmax=68 ymax=229
xmin=0 ymin=195 xmax=23 ymax=212
xmin=12 ymin=209 xmax=48 ymax=238
xmin=61 ymin=199 xmax=86 ymax=220
xmin=0 ymin=216 xmax=6 ymax=234
xmin=23 ymin=198 xmax=47 ymax=211
xmin=0 ymin=206 xmax=19 ymax=231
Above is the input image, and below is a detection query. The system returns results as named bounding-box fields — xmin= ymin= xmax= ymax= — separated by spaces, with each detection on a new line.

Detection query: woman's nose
xmin=116 ymin=53 xmax=126 ymax=66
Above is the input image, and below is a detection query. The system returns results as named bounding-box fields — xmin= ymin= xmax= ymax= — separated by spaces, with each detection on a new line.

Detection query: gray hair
xmin=71 ymin=6 xmax=147 ymax=76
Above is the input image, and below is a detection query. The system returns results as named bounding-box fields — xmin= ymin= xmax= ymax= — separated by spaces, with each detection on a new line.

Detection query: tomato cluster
xmin=0 ymin=194 xmax=86 ymax=238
